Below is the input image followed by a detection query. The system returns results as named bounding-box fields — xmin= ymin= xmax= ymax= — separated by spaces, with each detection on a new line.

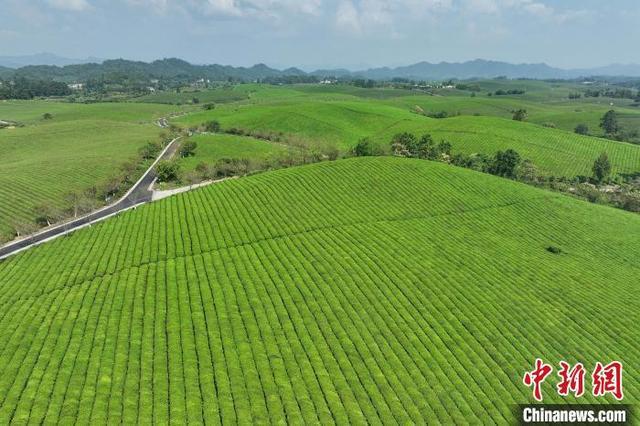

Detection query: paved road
xmin=0 ymin=132 xmax=181 ymax=261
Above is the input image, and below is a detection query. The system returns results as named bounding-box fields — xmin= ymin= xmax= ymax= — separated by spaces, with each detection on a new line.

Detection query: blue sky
xmin=1 ymin=0 xmax=638 ymax=70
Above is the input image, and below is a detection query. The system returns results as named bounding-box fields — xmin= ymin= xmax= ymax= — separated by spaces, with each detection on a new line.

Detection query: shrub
xmin=574 ymin=123 xmax=589 ymax=135
xmin=352 ymin=138 xmax=375 ymax=157
xmin=180 ymin=140 xmax=197 ymax=157
xmin=512 ymin=109 xmax=528 ymax=121
xmin=204 ymin=120 xmax=221 ymax=133
xmin=139 ymin=142 xmax=162 ymax=160
xmin=156 ymin=160 xmax=180 ymax=182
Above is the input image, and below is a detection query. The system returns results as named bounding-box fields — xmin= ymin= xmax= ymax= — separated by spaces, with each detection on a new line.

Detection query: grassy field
xmin=174 ymin=90 xmax=640 ymax=177
xmin=177 ymin=133 xmax=292 ymax=173
xmin=0 ymin=157 xmax=637 ymax=423
xmin=132 ymin=87 xmax=248 ymax=105
xmin=0 ymin=100 xmax=179 ymax=241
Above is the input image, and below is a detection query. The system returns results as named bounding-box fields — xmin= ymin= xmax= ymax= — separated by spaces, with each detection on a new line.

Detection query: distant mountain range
xmin=2 ymin=55 xmax=640 ymax=81
xmin=0 ymin=53 xmax=102 ymax=69
xmin=345 ymin=59 xmax=640 ymax=80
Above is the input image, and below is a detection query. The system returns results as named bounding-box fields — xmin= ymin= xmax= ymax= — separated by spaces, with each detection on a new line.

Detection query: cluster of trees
xmin=0 ymin=77 xmax=71 ymax=99
xmin=383 ymin=132 xmax=526 ymax=179
xmin=584 ymin=88 xmax=639 ymax=100
xmin=352 ymin=79 xmax=377 ymax=88
xmin=261 ymin=75 xmax=321 ymax=85
xmin=595 ymin=110 xmax=639 ymax=143
xmin=390 ymin=133 xmax=452 ymax=160
xmin=426 ymin=110 xmax=459 ymax=119
xmin=573 ymin=110 xmax=639 ymax=144
xmin=455 ymin=83 xmax=481 ymax=92
xmin=493 ymin=89 xmax=526 ymax=96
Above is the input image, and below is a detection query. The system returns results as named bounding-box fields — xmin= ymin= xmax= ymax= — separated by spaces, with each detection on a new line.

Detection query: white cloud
xmin=335 ymin=0 xmax=451 ymax=35
xmin=124 ymin=0 xmax=321 ymax=19
xmin=336 ymin=1 xmax=362 ymax=33
xmin=464 ymin=0 xmax=590 ymax=23
xmin=465 ymin=0 xmax=499 ymax=14
xmin=46 ymin=0 xmax=91 ymax=11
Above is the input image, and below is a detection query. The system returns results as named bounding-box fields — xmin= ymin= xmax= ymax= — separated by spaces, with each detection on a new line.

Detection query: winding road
xmin=0 ymin=121 xmax=181 ymax=261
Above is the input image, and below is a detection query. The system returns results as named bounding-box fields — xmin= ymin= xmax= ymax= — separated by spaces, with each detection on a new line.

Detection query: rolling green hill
xmin=0 ymin=101 xmax=178 ymax=242
xmin=174 ymin=96 xmax=640 ymax=177
xmin=176 ymin=133 xmax=292 ymax=175
xmin=0 ymin=157 xmax=637 ymax=424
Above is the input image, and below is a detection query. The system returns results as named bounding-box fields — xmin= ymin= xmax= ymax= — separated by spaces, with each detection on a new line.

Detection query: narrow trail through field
xmin=0 ymin=119 xmax=180 ymax=260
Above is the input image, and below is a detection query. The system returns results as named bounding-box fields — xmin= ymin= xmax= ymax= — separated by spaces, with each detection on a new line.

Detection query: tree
xmin=195 ymin=161 xmax=216 ymax=179
xmin=436 ymin=140 xmax=452 ymax=157
xmin=139 ymin=141 xmax=162 ymax=159
xmin=592 ymin=152 xmax=611 ymax=183
xmin=180 ymin=140 xmax=198 ymax=157
xmin=516 ymin=159 xmax=539 ymax=183
xmin=415 ymin=134 xmax=435 ymax=159
xmin=43 ymin=113 xmax=53 ymax=120
xmin=156 ymin=160 xmax=180 ymax=182
xmin=192 ymin=97 xmax=200 ymax=104
xmin=64 ymin=190 xmax=98 ymax=218
xmin=391 ymin=132 xmax=416 ymax=157
xmin=34 ymin=203 xmax=62 ymax=227
xmin=204 ymin=120 xmax=221 ymax=133
xmin=600 ymin=110 xmax=619 ymax=135
xmin=488 ymin=149 xmax=521 ymax=178
xmin=352 ymin=137 xmax=375 ymax=156
xmin=574 ymin=123 xmax=589 ymax=135
xmin=10 ymin=218 xmax=38 ymax=238
xmin=512 ymin=109 xmax=528 ymax=121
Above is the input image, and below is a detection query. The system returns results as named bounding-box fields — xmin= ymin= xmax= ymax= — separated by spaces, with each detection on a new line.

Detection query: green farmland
xmin=0 ymin=158 xmax=637 ymax=423
xmin=0 ymin=101 xmax=179 ymax=241
xmin=177 ymin=133 xmax=291 ymax=175
xmin=174 ymin=87 xmax=640 ymax=178
xmin=133 ymin=87 xmax=248 ymax=105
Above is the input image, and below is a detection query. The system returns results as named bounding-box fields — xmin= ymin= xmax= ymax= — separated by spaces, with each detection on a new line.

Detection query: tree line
xmin=0 ymin=77 xmax=71 ymax=99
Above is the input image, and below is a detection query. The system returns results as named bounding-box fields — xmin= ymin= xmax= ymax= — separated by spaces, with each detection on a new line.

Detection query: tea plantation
xmin=0 ymin=157 xmax=637 ymax=423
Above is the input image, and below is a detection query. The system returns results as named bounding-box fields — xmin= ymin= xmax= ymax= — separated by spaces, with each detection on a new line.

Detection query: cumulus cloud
xmin=124 ymin=0 xmax=321 ymax=19
xmin=46 ymin=0 xmax=91 ymax=11
xmin=464 ymin=0 xmax=589 ymax=23
xmin=335 ymin=0 xmax=451 ymax=35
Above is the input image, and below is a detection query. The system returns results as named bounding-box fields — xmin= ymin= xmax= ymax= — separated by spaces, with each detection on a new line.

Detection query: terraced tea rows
xmin=0 ymin=101 xmax=178 ymax=242
xmin=0 ymin=158 xmax=637 ymax=423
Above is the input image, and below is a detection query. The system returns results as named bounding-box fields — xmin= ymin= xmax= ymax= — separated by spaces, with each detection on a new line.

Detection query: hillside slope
xmin=175 ymin=98 xmax=640 ymax=177
xmin=0 ymin=158 xmax=638 ymax=423
xmin=0 ymin=101 xmax=177 ymax=242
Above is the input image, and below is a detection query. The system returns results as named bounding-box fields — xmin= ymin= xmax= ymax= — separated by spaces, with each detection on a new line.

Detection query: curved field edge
xmin=0 ymin=157 xmax=637 ymax=424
